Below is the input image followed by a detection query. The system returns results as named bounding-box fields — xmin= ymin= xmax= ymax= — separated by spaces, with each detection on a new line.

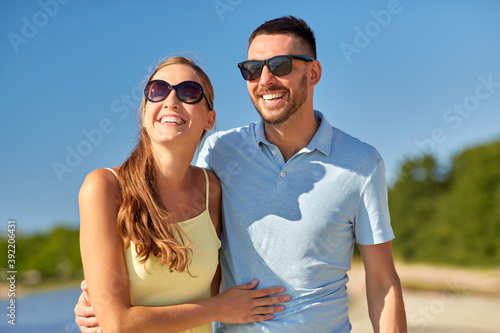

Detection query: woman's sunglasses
xmin=144 ymin=80 xmax=213 ymax=110
xmin=237 ymin=55 xmax=314 ymax=81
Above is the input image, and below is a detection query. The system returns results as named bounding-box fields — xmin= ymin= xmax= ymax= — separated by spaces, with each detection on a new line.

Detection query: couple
xmin=76 ymin=16 xmax=407 ymax=333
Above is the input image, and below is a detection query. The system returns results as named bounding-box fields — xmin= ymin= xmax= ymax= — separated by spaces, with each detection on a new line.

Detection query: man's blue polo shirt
xmin=196 ymin=111 xmax=394 ymax=332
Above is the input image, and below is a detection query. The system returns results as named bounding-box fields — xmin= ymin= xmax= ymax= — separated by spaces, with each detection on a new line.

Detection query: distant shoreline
xmin=348 ymin=261 xmax=500 ymax=298
xmin=0 ymin=278 xmax=82 ymax=301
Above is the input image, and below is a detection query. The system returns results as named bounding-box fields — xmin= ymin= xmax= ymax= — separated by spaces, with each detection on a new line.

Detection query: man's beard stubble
xmin=251 ymin=74 xmax=308 ymax=125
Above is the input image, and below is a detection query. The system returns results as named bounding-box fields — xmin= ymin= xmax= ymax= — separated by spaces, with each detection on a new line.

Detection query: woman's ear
xmin=205 ymin=110 xmax=216 ymax=131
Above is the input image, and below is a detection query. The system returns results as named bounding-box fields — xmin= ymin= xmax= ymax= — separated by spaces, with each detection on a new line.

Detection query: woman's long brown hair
xmin=116 ymin=57 xmax=214 ymax=273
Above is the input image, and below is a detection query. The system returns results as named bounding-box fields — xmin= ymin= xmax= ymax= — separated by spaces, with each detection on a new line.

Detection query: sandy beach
xmin=347 ymin=262 xmax=500 ymax=332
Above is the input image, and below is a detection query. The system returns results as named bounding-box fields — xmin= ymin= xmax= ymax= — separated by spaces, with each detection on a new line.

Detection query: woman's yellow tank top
xmin=108 ymin=168 xmax=221 ymax=333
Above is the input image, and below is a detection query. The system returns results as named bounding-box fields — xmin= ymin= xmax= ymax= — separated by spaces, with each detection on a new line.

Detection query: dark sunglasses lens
xmin=177 ymin=81 xmax=203 ymax=103
xmin=241 ymin=61 xmax=263 ymax=80
xmin=146 ymin=81 xmax=171 ymax=102
xmin=268 ymin=56 xmax=292 ymax=76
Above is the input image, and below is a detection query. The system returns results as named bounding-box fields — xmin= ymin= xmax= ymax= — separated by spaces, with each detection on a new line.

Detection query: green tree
xmin=0 ymin=225 xmax=82 ymax=284
xmin=389 ymin=139 xmax=500 ymax=267
xmin=389 ymin=155 xmax=448 ymax=263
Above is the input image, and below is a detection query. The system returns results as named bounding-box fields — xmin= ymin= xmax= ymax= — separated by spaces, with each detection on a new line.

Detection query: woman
xmin=79 ymin=56 xmax=289 ymax=333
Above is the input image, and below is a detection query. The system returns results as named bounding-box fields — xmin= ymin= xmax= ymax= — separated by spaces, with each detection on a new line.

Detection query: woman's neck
xmin=150 ymin=142 xmax=197 ymax=190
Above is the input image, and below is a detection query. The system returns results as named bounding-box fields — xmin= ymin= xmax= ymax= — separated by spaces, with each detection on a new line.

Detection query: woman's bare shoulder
xmin=80 ymin=168 xmax=120 ymax=199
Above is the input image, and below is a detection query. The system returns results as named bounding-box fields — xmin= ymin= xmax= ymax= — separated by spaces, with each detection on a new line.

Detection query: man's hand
xmin=74 ymin=280 xmax=102 ymax=333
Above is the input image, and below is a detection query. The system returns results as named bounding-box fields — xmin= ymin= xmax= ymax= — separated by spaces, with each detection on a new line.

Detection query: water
xmin=0 ymin=287 xmax=81 ymax=333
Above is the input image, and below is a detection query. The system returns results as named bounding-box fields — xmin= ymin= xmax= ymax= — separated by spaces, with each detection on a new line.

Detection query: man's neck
xmin=264 ymin=110 xmax=320 ymax=162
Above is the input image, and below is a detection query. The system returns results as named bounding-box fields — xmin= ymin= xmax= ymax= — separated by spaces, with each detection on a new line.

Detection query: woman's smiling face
xmin=142 ymin=64 xmax=215 ymax=147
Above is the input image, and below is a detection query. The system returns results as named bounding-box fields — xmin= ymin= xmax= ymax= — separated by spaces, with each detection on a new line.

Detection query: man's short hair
xmin=248 ymin=16 xmax=317 ymax=59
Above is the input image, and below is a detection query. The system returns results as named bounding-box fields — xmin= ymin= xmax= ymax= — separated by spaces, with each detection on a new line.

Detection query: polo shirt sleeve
xmin=354 ymin=158 xmax=395 ymax=245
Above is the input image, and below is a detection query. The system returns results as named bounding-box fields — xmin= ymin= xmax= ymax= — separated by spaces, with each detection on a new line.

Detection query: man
xmin=76 ymin=16 xmax=407 ymax=332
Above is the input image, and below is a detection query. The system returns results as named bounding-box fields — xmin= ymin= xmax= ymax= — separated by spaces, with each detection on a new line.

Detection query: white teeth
xmin=160 ymin=116 xmax=185 ymax=124
xmin=262 ymin=93 xmax=285 ymax=101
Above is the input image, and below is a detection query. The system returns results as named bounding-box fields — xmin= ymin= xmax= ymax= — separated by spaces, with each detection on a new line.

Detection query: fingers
xmin=75 ymin=313 xmax=100 ymax=330
xmin=249 ymin=285 xmax=286 ymax=299
xmin=75 ymin=290 xmax=99 ymax=330
xmin=256 ymin=304 xmax=285 ymax=314
xmin=79 ymin=327 xmax=103 ymax=333
xmin=78 ymin=290 xmax=92 ymax=308
xmin=219 ymin=280 xmax=291 ymax=324
xmin=237 ymin=280 xmax=290 ymax=305
xmin=247 ymin=304 xmax=286 ymax=322
xmin=236 ymin=280 xmax=287 ymax=299
xmin=245 ymin=285 xmax=290 ymax=320
xmin=81 ymin=280 xmax=88 ymax=292
xmin=74 ymin=303 xmax=99 ymax=326
xmin=82 ymin=291 xmax=92 ymax=307
xmin=253 ymin=294 xmax=290 ymax=307
xmin=237 ymin=279 xmax=259 ymax=290
xmin=75 ymin=304 xmax=97 ymax=318
xmin=248 ymin=313 xmax=275 ymax=322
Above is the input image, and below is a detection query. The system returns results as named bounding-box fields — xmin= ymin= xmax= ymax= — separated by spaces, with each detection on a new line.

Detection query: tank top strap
xmin=202 ymin=168 xmax=210 ymax=211
xmin=105 ymin=168 xmax=118 ymax=179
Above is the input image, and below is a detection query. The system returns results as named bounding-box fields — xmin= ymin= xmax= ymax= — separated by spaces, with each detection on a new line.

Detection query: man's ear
xmin=309 ymin=60 xmax=322 ymax=87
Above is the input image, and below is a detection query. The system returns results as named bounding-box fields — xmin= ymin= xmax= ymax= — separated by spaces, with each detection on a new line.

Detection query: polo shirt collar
xmin=254 ymin=110 xmax=333 ymax=156
xmin=255 ymin=118 xmax=268 ymax=145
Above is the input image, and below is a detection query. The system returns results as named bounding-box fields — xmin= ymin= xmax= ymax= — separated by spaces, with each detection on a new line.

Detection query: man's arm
xmin=358 ymin=241 xmax=407 ymax=333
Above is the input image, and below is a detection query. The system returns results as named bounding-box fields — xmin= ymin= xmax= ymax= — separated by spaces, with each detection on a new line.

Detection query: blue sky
xmin=2 ymin=0 xmax=500 ymax=234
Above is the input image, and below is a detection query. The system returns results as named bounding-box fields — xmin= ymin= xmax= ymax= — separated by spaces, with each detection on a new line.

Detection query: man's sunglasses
xmin=237 ymin=55 xmax=314 ymax=81
xmin=144 ymin=80 xmax=213 ymax=110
